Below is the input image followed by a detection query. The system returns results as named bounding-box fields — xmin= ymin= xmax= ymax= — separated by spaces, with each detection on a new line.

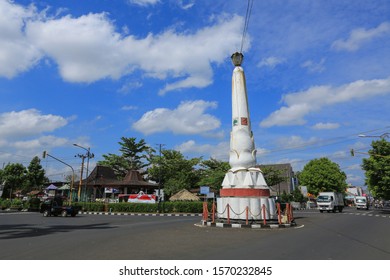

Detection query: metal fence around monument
xmin=202 ymin=201 xmax=294 ymax=225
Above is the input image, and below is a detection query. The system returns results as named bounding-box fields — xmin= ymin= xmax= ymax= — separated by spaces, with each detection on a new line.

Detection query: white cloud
xmin=121 ymin=105 xmax=138 ymax=111
xmin=331 ymin=150 xmax=348 ymax=159
xmin=332 ymin=22 xmax=390 ymax=51
xmin=346 ymin=164 xmax=362 ymax=171
xmin=0 ymin=1 xmax=42 ymax=78
xmin=0 ymin=108 xmax=73 ymax=166
xmin=127 ymin=0 xmax=160 ymax=7
xmin=132 ymin=100 xmax=221 ymax=135
xmin=0 ymin=1 xmax=244 ymax=93
xmin=0 ymin=109 xmax=68 ymax=139
xmin=0 ymin=109 xmax=70 ymax=165
xmin=257 ymin=56 xmax=285 ymax=69
xmin=175 ymin=140 xmax=229 ymax=160
xmin=118 ymin=81 xmax=143 ymax=94
xmin=178 ymin=0 xmax=195 ymax=10
xmin=312 ymin=122 xmax=340 ymax=130
xmin=26 ymin=12 xmax=131 ymax=83
xmin=255 ymin=147 xmax=269 ymax=156
xmin=346 ymin=173 xmax=363 ymax=185
xmin=12 ymin=135 xmax=69 ymax=150
xmin=275 ymin=136 xmax=319 ymax=150
xmin=260 ymin=77 xmax=390 ymax=127
xmin=301 ymin=58 xmax=326 ymax=73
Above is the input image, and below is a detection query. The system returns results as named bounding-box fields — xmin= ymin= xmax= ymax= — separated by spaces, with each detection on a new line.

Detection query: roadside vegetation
xmin=1 ymin=137 xmax=389 ymax=212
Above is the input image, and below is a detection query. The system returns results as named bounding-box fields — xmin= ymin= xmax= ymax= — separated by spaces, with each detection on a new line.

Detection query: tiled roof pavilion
xmin=76 ymin=165 xmax=157 ymax=199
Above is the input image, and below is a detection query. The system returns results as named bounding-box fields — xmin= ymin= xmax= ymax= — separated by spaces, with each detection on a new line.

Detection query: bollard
xmin=262 ymin=204 xmax=267 ymax=225
xmin=212 ymin=201 xmax=216 ymax=223
xmin=289 ymin=204 xmax=294 ymax=222
xmin=202 ymin=201 xmax=208 ymax=221
xmin=286 ymin=203 xmax=291 ymax=223
xmin=277 ymin=203 xmax=281 ymax=224
xmin=227 ymin=204 xmax=230 ymax=224
xmin=245 ymin=206 xmax=249 ymax=225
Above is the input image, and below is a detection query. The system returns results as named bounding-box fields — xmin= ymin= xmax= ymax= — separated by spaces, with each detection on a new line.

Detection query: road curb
xmin=200 ymin=220 xmax=296 ymax=229
xmin=80 ymin=211 xmax=202 ymax=217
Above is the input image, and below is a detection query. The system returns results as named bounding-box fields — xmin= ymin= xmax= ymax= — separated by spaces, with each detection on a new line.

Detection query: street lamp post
xmin=74 ymin=153 xmax=85 ymax=201
xmin=358 ymin=133 xmax=389 ymax=139
xmin=73 ymin=144 xmax=94 ymax=202
xmin=42 ymin=151 xmax=75 ymax=204
xmin=351 ymin=131 xmax=390 ymax=157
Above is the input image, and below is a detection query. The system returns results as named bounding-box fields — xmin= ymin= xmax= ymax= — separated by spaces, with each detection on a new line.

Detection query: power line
xmin=259 ymin=126 xmax=389 ymax=157
xmin=240 ymin=0 xmax=254 ymax=53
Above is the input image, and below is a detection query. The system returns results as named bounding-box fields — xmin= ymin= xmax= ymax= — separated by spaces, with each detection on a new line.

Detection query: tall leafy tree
xmin=98 ymin=137 xmax=154 ymax=179
xmin=98 ymin=154 xmax=132 ymax=179
xmin=261 ymin=166 xmax=287 ymax=191
xmin=198 ymin=158 xmax=230 ymax=191
xmin=299 ymin=157 xmax=347 ymax=196
xmin=118 ymin=137 xmax=154 ymax=170
xmin=148 ymin=149 xmax=201 ymax=197
xmin=0 ymin=163 xmax=27 ymax=198
xmin=291 ymin=186 xmax=305 ymax=202
xmin=26 ymin=156 xmax=49 ymax=191
xmin=362 ymin=139 xmax=390 ymax=199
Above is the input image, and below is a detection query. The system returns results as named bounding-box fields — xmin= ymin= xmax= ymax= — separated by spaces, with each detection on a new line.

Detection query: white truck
xmin=317 ymin=192 xmax=344 ymax=213
xmin=354 ymin=196 xmax=369 ymax=210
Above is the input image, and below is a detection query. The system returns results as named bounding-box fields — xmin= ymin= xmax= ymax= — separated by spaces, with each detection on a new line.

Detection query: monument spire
xmin=217 ymin=52 xmax=275 ymax=221
xmin=229 ymin=52 xmax=257 ymax=172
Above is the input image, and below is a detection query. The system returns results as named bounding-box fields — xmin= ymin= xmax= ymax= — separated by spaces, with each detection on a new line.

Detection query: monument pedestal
xmin=217 ymin=169 xmax=276 ymax=221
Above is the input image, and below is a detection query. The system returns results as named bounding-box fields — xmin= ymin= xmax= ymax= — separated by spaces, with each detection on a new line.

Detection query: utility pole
xmin=73 ymin=144 xmax=94 ymax=202
xmin=84 ymin=147 xmax=94 ymax=201
xmin=156 ymin=143 xmax=165 ymax=212
xmin=75 ymin=154 xmax=85 ymax=202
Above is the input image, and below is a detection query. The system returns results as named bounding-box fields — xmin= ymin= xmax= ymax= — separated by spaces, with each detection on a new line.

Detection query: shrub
xmin=71 ymin=200 xmax=208 ymax=213
xmin=1 ymin=199 xmax=11 ymax=210
xmin=73 ymin=202 xmax=105 ymax=212
xmin=28 ymin=198 xmax=41 ymax=211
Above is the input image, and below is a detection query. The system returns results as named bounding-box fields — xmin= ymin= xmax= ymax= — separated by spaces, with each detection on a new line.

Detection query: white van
xmin=355 ymin=196 xmax=369 ymax=210
xmin=317 ymin=192 xmax=344 ymax=213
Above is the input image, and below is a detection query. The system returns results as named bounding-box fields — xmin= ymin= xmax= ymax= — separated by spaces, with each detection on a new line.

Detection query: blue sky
xmin=0 ymin=0 xmax=389 ymax=187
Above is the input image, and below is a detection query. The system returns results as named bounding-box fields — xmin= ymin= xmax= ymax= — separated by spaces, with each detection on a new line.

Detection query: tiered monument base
xmin=217 ymin=170 xmax=276 ymax=221
xmin=217 ymin=196 xmax=276 ymax=220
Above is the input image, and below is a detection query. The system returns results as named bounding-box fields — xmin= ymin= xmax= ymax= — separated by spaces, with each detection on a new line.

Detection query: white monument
xmin=217 ymin=52 xmax=276 ymax=221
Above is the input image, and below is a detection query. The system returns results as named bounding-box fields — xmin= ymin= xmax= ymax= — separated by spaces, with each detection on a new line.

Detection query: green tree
xmin=26 ymin=156 xmax=49 ymax=192
xmin=261 ymin=166 xmax=287 ymax=193
xmin=0 ymin=163 xmax=27 ymax=198
xmin=98 ymin=154 xmax=131 ymax=179
xmin=198 ymin=158 xmax=230 ymax=192
xmin=118 ymin=137 xmax=154 ymax=170
xmin=280 ymin=190 xmax=293 ymax=203
xmin=148 ymin=149 xmax=201 ymax=197
xmin=291 ymin=186 xmax=305 ymax=202
xmin=362 ymin=139 xmax=390 ymax=199
xmin=299 ymin=157 xmax=347 ymax=196
xmin=98 ymin=137 xmax=154 ymax=179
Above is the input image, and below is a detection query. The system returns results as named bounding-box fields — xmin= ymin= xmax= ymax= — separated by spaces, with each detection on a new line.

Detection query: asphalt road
xmin=1 ymin=208 xmax=390 ymax=260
